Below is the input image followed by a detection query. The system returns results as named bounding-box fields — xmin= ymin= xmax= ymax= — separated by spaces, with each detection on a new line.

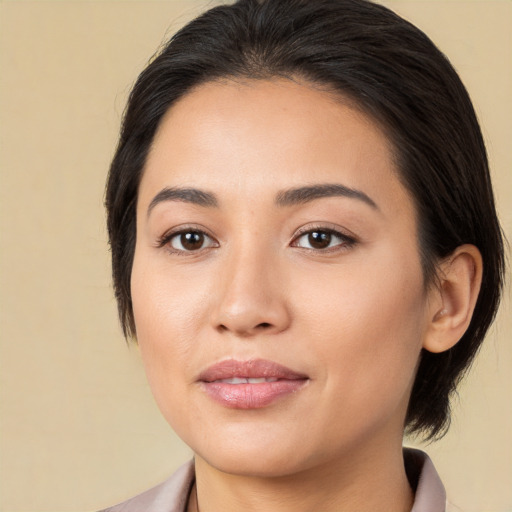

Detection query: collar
xmin=404 ymin=447 xmax=446 ymax=512
xmin=100 ymin=448 xmax=446 ymax=512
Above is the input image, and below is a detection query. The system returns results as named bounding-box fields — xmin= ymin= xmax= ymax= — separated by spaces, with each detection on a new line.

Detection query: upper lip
xmin=198 ymin=359 xmax=308 ymax=382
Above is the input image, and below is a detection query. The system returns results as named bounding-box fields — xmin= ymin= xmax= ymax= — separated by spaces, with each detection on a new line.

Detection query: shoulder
xmin=98 ymin=460 xmax=195 ymax=512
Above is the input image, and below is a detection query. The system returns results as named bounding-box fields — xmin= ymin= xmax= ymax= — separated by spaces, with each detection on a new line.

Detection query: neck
xmin=191 ymin=439 xmax=414 ymax=512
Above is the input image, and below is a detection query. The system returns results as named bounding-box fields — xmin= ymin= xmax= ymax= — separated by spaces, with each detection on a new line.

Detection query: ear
xmin=423 ymin=244 xmax=483 ymax=354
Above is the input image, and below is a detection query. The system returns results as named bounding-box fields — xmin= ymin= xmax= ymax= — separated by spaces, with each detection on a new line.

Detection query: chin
xmin=190 ymin=424 xmax=342 ymax=479
xmin=198 ymin=447 xmax=313 ymax=478
xmin=176 ymin=420 xmax=311 ymax=477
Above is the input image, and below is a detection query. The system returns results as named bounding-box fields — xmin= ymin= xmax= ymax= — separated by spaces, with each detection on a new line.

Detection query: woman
xmin=102 ymin=0 xmax=505 ymax=510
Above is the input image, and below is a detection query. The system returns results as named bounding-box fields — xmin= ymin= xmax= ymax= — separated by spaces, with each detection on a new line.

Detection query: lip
xmin=198 ymin=359 xmax=309 ymax=409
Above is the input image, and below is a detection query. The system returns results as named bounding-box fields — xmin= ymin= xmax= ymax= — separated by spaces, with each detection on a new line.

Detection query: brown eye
xmin=169 ymin=230 xmax=215 ymax=252
xmin=293 ymin=228 xmax=354 ymax=251
xmin=307 ymin=231 xmax=332 ymax=249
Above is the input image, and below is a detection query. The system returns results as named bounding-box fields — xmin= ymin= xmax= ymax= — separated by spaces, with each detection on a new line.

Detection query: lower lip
xmin=201 ymin=380 xmax=308 ymax=409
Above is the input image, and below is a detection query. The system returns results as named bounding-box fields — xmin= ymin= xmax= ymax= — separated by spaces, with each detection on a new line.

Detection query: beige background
xmin=0 ymin=1 xmax=510 ymax=511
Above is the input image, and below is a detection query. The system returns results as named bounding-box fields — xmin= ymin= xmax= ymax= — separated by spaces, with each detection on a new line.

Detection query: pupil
xmin=181 ymin=232 xmax=204 ymax=250
xmin=308 ymin=231 xmax=331 ymax=249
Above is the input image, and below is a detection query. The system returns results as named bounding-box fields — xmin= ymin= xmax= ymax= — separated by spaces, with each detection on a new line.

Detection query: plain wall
xmin=0 ymin=1 xmax=510 ymax=511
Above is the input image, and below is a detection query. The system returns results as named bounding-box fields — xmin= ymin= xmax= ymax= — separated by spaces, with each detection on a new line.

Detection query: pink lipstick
xmin=198 ymin=359 xmax=308 ymax=409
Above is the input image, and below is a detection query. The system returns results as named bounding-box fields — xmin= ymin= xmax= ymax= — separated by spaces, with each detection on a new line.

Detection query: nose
xmin=211 ymin=247 xmax=291 ymax=337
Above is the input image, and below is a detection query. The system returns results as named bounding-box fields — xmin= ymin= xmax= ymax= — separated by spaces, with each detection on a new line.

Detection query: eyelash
xmin=291 ymin=225 xmax=357 ymax=253
xmin=156 ymin=226 xmax=218 ymax=255
xmin=157 ymin=225 xmax=357 ymax=255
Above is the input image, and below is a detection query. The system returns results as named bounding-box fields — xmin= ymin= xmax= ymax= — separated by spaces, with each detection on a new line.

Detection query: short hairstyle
xmin=106 ymin=0 xmax=505 ymax=440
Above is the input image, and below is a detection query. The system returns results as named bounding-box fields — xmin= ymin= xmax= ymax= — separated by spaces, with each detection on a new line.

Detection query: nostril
xmin=257 ymin=322 xmax=272 ymax=329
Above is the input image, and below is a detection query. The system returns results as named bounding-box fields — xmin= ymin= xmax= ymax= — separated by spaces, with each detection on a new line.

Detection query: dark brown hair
xmin=106 ymin=0 xmax=505 ymax=439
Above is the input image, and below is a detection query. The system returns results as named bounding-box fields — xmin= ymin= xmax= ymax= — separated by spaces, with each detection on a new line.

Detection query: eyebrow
xmin=147 ymin=187 xmax=218 ymax=216
xmin=147 ymin=182 xmax=378 ymax=217
xmin=275 ymin=183 xmax=378 ymax=209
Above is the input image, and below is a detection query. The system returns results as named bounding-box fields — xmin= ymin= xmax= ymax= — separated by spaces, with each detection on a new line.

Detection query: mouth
xmin=214 ymin=376 xmax=280 ymax=384
xmin=198 ymin=359 xmax=309 ymax=409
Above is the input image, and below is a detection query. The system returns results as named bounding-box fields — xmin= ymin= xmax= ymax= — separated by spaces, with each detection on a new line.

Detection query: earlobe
xmin=423 ymin=244 xmax=483 ymax=354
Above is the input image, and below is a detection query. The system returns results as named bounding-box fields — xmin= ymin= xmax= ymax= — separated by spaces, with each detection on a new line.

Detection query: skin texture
xmin=131 ymin=79 xmax=482 ymax=512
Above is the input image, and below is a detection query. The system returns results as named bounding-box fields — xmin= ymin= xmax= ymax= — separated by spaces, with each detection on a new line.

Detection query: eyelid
xmin=156 ymin=224 xmax=219 ymax=252
xmin=290 ymin=223 xmax=358 ymax=250
xmin=155 ymin=223 xmax=357 ymax=254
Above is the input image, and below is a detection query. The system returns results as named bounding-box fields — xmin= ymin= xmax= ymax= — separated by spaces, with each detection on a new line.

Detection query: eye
xmin=292 ymin=228 xmax=355 ymax=251
xmin=160 ymin=229 xmax=218 ymax=253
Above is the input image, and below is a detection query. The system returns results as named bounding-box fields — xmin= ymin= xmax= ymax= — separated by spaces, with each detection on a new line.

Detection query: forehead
xmin=140 ymin=78 xmax=413 ymax=219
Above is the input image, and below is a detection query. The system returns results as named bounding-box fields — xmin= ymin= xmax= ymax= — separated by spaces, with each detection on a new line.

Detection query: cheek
xmin=130 ymin=254 xmax=206 ymax=416
xmin=131 ymin=248 xmax=211 ymax=346
xmin=294 ymin=251 xmax=426 ymax=403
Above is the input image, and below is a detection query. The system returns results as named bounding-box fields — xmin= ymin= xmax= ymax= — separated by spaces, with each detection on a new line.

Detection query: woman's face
xmin=132 ymin=79 xmax=434 ymax=477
